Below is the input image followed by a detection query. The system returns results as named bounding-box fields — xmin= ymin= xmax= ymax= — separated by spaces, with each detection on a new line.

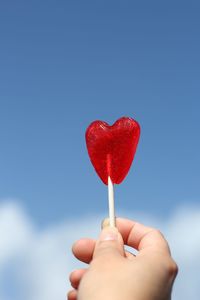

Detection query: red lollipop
xmin=85 ymin=117 xmax=140 ymax=226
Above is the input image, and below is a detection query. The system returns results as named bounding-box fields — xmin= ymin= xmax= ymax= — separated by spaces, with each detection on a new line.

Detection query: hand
xmin=68 ymin=218 xmax=178 ymax=300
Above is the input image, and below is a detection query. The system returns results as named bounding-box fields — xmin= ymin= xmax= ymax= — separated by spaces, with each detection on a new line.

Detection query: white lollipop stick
xmin=108 ymin=176 xmax=116 ymax=227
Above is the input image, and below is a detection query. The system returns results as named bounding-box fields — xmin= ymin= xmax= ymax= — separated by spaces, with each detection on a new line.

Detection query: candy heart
xmin=85 ymin=117 xmax=140 ymax=185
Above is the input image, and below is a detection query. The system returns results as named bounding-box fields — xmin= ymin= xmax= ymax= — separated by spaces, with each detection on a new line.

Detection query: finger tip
xmin=69 ymin=270 xmax=79 ymax=289
xmin=71 ymin=241 xmax=78 ymax=255
xmin=67 ymin=289 xmax=77 ymax=300
xmin=72 ymin=239 xmax=86 ymax=256
xmin=71 ymin=240 xmax=85 ymax=259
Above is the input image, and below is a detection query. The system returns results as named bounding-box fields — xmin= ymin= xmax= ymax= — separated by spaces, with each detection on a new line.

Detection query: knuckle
xmin=153 ymin=228 xmax=165 ymax=238
xmin=97 ymin=240 xmax=118 ymax=251
xmin=69 ymin=271 xmax=73 ymax=283
xmin=92 ymin=244 xmax=121 ymax=266
xmin=165 ymin=258 xmax=178 ymax=278
xmin=95 ymin=242 xmax=117 ymax=257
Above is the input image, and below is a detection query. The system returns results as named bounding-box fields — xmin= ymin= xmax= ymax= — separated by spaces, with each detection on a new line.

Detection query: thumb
xmin=93 ymin=221 xmax=125 ymax=260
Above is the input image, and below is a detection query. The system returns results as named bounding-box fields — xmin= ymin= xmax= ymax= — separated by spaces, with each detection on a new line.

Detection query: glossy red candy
xmin=85 ymin=117 xmax=140 ymax=185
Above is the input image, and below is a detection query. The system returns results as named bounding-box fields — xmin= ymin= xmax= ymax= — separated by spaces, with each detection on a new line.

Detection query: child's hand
xmin=68 ymin=218 xmax=178 ymax=300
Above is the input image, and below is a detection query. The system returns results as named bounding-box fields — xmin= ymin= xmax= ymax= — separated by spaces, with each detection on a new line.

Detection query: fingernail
xmin=99 ymin=228 xmax=118 ymax=241
xmin=101 ymin=217 xmax=117 ymax=229
xmin=101 ymin=218 xmax=110 ymax=229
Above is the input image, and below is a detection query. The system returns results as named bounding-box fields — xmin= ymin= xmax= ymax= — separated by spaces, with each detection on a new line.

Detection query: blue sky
xmin=0 ymin=0 xmax=200 ymax=227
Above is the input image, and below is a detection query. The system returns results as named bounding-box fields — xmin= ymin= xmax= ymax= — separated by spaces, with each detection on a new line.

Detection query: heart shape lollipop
xmin=85 ymin=117 xmax=140 ymax=185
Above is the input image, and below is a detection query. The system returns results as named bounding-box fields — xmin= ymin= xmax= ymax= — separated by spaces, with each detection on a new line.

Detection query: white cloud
xmin=165 ymin=206 xmax=200 ymax=300
xmin=0 ymin=201 xmax=200 ymax=300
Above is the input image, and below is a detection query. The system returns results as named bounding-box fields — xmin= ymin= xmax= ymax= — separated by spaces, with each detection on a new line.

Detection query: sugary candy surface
xmin=85 ymin=117 xmax=140 ymax=185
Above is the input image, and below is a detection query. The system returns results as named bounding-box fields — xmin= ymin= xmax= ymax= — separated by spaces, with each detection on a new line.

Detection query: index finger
xmin=103 ymin=217 xmax=171 ymax=255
